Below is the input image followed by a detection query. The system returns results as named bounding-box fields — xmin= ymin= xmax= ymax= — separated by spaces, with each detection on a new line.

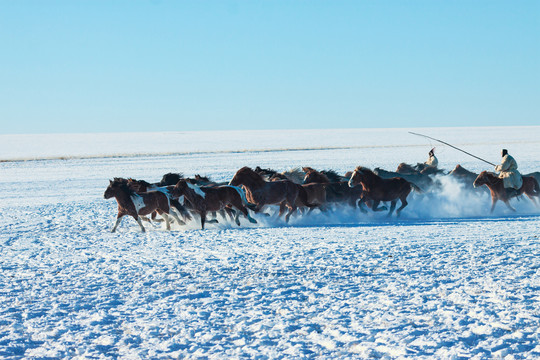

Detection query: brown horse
xmin=171 ymin=179 xmax=257 ymax=229
xmin=229 ymin=167 xmax=299 ymax=222
xmin=302 ymin=167 xmax=363 ymax=209
xmin=348 ymin=166 xmax=419 ymax=217
xmin=104 ymin=179 xmax=186 ymax=232
xmin=473 ymin=171 xmax=540 ymax=212
xmin=124 ymin=178 xmax=192 ymax=223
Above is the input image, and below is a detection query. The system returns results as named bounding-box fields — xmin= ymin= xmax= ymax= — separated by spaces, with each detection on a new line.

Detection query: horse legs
xmin=396 ymin=197 xmax=409 ymax=217
xmin=161 ymin=213 xmax=171 ymax=230
xmin=357 ymin=198 xmax=368 ymax=214
xmin=136 ymin=217 xmax=146 ymax=232
xmin=199 ymin=211 xmax=207 ymax=230
xmin=204 ymin=211 xmax=219 ymax=224
xmin=111 ymin=214 xmax=124 ymax=233
xmin=224 ymin=207 xmax=237 ymax=222
xmin=278 ymin=202 xmax=287 ymax=218
xmin=371 ymin=200 xmax=388 ymax=212
xmin=284 ymin=203 xmax=297 ymax=223
xmin=502 ymin=200 xmax=516 ymax=212
xmin=169 ymin=211 xmax=186 ymax=227
xmin=489 ymin=197 xmax=498 ymax=213
xmin=233 ymin=203 xmax=257 ymax=224
xmin=387 ymin=200 xmax=397 ymax=217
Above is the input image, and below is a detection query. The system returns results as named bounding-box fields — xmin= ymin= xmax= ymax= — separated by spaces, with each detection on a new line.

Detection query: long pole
xmin=408 ymin=131 xmax=497 ymax=167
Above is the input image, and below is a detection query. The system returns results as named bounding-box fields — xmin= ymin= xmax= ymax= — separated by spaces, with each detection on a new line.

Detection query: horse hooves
xmin=207 ymin=219 xmax=219 ymax=224
xmin=249 ymin=218 xmax=258 ymax=224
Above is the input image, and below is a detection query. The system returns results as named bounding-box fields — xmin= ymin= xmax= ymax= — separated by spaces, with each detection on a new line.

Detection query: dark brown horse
xmin=302 ymin=167 xmax=363 ymax=209
xmin=104 ymin=179 xmax=186 ymax=232
xmin=296 ymin=183 xmax=328 ymax=214
xmin=348 ymin=166 xmax=419 ymax=217
xmin=158 ymin=172 xmax=184 ymax=186
xmin=171 ymin=179 xmax=257 ymax=229
xmin=473 ymin=171 xmax=540 ymax=212
xmin=229 ymin=167 xmax=299 ymax=222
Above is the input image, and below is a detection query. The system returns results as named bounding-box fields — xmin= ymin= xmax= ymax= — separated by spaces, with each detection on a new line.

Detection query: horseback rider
xmin=495 ymin=149 xmax=522 ymax=196
xmin=424 ymin=148 xmax=438 ymax=168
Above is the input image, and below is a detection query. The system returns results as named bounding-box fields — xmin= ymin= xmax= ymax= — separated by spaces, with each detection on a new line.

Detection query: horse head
xmin=303 ymin=168 xmax=330 ymax=184
xmin=348 ymin=167 xmax=365 ymax=188
xmin=473 ymin=171 xmax=490 ymax=188
xmin=159 ymin=172 xmax=184 ymax=186
xmin=104 ymin=178 xmax=131 ymax=199
xmin=230 ymin=167 xmax=263 ymax=187
xmin=349 ymin=167 xmax=376 ymax=188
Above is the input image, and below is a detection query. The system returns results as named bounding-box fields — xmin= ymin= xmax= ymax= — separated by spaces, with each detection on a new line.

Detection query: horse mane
xmin=355 ymin=166 xmax=380 ymax=179
xmin=194 ymin=174 xmax=211 ymax=182
xmin=129 ymin=178 xmax=152 ymax=187
xmin=111 ymin=178 xmax=135 ymax=195
xmin=113 ymin=177 xmax=129 ymax=183
xmin=159 ymin=172 xmax=184 ymax=186
xmin=255 ymin=166 xmax=278 ymax=178
xmin=321 ymin=169 xmax=343 ymax=183
xmin=303 ymin=168 xmax=331 ymax=183
xmin=280 ymin=167 xmax=305 ymax=184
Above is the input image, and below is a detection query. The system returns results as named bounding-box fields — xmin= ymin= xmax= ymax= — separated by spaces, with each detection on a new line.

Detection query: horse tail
xmin=170 ymin=198 xmax=192 ymax=221
xmin=296 ymin=184 xmax=318 ymax=208
xmin=227 ymin=185 xmax=257 ymax=210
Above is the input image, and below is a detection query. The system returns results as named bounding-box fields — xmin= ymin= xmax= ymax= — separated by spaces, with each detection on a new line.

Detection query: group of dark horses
xmin=104 ymin=162 xmax=540 ymax=231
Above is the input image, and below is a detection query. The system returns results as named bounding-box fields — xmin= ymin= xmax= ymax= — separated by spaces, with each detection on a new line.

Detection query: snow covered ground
xmin=1 ymin=127 xmax=539 ymax=359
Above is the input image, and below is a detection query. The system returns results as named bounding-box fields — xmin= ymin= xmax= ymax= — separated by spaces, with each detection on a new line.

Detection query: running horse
xmin=171 ymin=179 xmax=258 ymax=229
xmin=302 ymin=167 xmax=363 ymax=209
xmin=104 ymin=178 xmax=187 ymax=232
xmin=348 ymin=166 xmax=420 ymax=217
xmin=229 ymin=166 xmax=300 ymax=222
xmin=473 ymin=171 xmax=540 ymax=212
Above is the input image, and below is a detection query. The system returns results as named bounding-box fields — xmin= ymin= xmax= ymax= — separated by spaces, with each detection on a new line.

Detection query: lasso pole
xmin=408 ymin=131 xmax=497 ymax=167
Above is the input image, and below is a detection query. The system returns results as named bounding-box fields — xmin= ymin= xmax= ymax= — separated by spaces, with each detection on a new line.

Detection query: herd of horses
xmin=104 ymin=162 xmax=540 ymax=231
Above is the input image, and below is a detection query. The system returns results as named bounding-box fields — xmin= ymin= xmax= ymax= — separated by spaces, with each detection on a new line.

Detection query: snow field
xmin=1 ymin=127 xmax=539 ymax=358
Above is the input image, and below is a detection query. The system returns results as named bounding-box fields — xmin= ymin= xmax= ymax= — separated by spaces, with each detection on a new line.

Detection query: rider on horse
xmin=424 ymin=148 xmax=438 ymax=168
xmin=495 ymin=149 xmax=523 ymax=196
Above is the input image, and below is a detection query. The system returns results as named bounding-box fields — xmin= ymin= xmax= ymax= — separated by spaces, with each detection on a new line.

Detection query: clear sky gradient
xmin=1 ymin=1 xmax=538 ymax=134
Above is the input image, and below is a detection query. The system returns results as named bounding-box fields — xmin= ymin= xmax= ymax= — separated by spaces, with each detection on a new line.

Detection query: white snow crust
xmin=1 ymin=127 xmax=539 ymax=359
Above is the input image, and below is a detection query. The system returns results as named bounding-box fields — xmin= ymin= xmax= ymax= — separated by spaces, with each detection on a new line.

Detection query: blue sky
xmin=1 ymin=1 xmax=538 ymax=134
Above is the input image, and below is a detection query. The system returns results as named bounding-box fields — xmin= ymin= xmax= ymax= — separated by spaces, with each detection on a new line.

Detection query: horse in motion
xmin=473 ymin=171 xmax=540 ymax=212
xmin=104 ymin=178 xmax=186 ymax=232
xmin=302 ymin=167 xmax=363 ymax=209
xmin=171 ymin=179 xmax=257 ymax=229
xmin=229 ymin=166 xmax=299 ymax=222
xmin=348 ymin=166 xmax=419 ymax=217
